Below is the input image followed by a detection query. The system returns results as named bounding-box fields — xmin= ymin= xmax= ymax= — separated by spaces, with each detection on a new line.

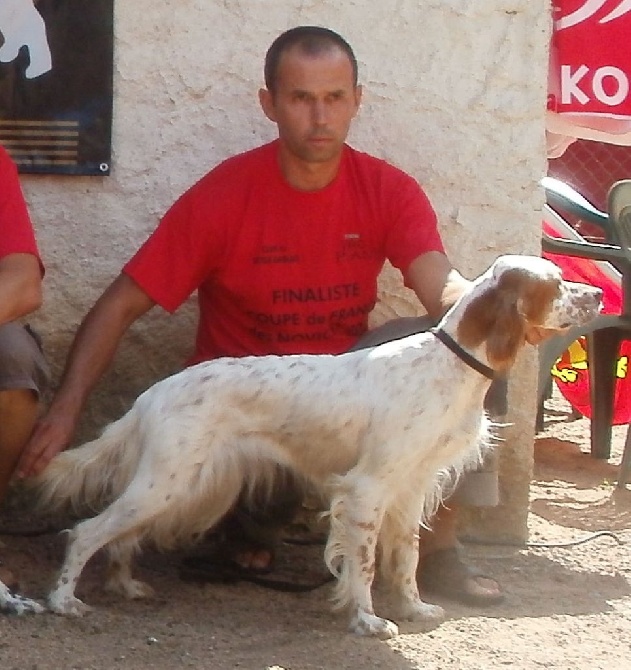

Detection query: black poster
xmin=0 ymin=0 xmax=114 ymax=175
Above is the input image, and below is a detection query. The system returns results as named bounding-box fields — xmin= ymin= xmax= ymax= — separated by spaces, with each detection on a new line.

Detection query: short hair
xmin=264 ymin=26 xmax=358 ymax=94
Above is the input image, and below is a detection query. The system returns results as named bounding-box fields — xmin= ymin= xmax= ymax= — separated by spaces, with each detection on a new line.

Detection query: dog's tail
xmin=31 ymin=411 xmax=142 ymax=516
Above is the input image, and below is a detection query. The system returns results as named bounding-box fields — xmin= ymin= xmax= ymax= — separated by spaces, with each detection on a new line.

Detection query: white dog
xmin=33 ymin=255 xmax=601 ymax=638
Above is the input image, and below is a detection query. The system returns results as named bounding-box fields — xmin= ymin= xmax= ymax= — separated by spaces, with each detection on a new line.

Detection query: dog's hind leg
xmin=47 ymin=487 xmax=173 ymax=616
xmin=379 ymin=509 xmax=444 ymax=630
xmin=104 ymin=535 xmax=153 ymax=600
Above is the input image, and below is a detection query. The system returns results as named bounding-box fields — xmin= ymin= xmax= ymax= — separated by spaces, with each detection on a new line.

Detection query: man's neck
xmin=277 ymin=147 xmax=343 ymax=192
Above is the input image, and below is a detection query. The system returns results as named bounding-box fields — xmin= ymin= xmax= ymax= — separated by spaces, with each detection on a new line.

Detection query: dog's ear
xmin=458 ymin=268 xmax=536 ymax=370
xmin=516 ymin=273 xmax=563 ymax=341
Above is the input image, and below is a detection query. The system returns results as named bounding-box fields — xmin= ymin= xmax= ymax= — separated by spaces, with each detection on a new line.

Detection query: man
xmin=0 ymin=144 xmax=49 ymax=600
xmin=18 ymin=26 xmax=502 ymax=605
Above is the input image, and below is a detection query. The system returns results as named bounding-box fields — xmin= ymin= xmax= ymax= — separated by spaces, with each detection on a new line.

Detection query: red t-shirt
xmin=0 ymin=146 xmax=40 ymax=263
xmin=124 ymin=141 xmax=444 ymax=363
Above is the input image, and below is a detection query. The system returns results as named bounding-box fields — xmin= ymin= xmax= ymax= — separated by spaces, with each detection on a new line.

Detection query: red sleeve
xmin=0 ymin=146 xmax=41 ymax=264
xmin=123 ymin=172 xmax=227 ymax=313
xmin=383 ymin=170 xmax=445 ymax=272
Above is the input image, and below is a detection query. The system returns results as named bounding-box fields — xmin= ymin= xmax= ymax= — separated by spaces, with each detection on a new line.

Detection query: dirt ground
xmin=1 ymin=386 xmax=630 ymax=669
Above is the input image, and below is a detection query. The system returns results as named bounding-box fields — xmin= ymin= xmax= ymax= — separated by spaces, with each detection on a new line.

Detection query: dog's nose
xmin=580 ymin=286 xmax=603 ymax=309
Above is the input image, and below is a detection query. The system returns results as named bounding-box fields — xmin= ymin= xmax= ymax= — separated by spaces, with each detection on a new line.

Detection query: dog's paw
xmin=105 ymin=577 xmax=154 ymax=600
xmin=350 ymin=609 xmax=399 ymax=639
xmin=47 ymin=591 xmax=92 ymax=617
xmin=396 ymin=598 xmax=445 ymax=631
xmin=0 ymin=591 xmax=45 ymax=616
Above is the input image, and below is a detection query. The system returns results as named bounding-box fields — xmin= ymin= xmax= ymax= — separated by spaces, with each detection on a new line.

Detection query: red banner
xmin=548 ymin=1 xmax=631 ymax=135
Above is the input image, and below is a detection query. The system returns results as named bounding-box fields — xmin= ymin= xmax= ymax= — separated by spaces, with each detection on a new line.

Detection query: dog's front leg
xmin=380 ymin=513 xmax=444 ymax=630
xmin=326 ymin=482 xmax=398 ymax=639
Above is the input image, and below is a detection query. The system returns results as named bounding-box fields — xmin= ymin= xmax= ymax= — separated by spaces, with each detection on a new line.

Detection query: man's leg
xmin=0 ymin=388 xmax=39 ymax=501
xmin=0 ymin=323 xmax=50 ymax=501
xmin=222 ymin=470 xmax=304 ymax=571
xmin=352 ymin=316 xmax=504 ymax=605
xmin=0 ymin=323 xmax=50 ymax=593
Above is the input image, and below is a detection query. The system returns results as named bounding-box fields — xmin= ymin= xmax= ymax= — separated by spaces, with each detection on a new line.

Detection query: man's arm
xmin=0 ymin=253 xmax=42 ymax=326
xmin=16 ymin=273 xmax=156 ymax=478
xmin=404 ymin=250 xmax=471 ymax=321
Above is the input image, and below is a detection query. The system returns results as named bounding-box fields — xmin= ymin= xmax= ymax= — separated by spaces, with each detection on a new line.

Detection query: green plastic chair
xmin=539 ymin=178 xmax=631 ymax=487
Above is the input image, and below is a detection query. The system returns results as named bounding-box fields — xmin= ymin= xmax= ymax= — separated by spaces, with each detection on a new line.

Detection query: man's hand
xmin=15 ymin=402 xmax=80 ymax=478
xmin=16 ymin=274 xmax=156 ymax=478
xmin=406 ymin=251 xmax=472 ymax=321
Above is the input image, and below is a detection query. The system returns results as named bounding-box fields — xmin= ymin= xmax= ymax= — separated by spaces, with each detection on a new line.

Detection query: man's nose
xmin=312 ymin=100 xmax=328 ymax=125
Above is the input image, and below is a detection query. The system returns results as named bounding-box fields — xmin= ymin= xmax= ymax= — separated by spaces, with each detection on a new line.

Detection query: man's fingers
xmin=16 ymin=419 xmax=71 ymax=478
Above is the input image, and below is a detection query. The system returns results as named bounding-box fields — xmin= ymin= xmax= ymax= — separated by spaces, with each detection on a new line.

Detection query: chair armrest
xmin=541 ymin=176 xmax=618 ymax=244
xmin=542 ymin=233 xmax=627 ymax=264
xmin=542 ymin=177 xmax=609 ymax=226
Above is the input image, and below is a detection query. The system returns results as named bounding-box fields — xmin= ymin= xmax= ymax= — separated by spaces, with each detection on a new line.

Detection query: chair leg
xmin=587 ymin=328 xmax=621 ymax=460
xmin=535 ymin=400 xmax=544 ymax=433
xmin=617 ymin=424 xmax=631 ymax=488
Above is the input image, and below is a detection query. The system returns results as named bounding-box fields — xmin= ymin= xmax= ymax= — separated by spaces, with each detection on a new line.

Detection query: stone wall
xmin=19 ymin=0 xmax=552 ymax=542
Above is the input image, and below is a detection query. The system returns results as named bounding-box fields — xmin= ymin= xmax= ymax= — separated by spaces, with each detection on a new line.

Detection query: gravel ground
xmin=1 ymin=386 xmax=630 ymax=669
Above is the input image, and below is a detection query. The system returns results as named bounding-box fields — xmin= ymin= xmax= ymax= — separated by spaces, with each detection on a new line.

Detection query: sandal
xmin=418 ymin=547 xmax=505 ymax=607
xmin=178 ymin=534 xmax=334 ymax=593
xmin=178 ymin=552 xmax=333 ymax=593
xmin=181 ymin=528 xmax=276 ymax=577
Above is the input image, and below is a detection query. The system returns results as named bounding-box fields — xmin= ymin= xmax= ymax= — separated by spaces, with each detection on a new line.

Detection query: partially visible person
xmin=17 ymin=26 xmax=502 ymax=605
xmin=0 ymin=144 xmax=49 ymax=608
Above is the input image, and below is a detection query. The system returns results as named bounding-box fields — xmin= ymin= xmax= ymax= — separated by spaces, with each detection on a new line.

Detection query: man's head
xmin=259 ymin=26 xmax=362 ymax=186
xmin=264 ymin=26 xmax=358 ymax=96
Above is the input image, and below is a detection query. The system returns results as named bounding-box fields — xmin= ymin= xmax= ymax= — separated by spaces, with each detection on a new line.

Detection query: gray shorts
xmin=0 ymin=322 xmax=51 ymax=398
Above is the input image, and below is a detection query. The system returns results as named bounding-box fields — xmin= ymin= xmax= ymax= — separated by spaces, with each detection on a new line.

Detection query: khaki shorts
xmin=0 ymin=322 xmax=51 ymax=398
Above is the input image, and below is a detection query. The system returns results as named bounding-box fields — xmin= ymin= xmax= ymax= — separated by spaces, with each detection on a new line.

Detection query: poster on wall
xmin=0 ymin=0 xmax=114 ymax=175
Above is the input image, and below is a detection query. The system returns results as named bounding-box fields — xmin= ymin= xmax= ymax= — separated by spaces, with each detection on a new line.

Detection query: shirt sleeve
xmin=383 ymin=171 xmax=445 ymax=272
xmin=123 ymin=176 xmax=226 ymax=313
xmin=0 ymin=147 xmax=40 ymax=262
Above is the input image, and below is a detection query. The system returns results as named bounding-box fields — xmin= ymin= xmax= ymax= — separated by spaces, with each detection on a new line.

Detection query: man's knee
xmin=447 ymin=452 xmax=500 ymax=507
xmin=0 ymin=323 xmax=50 ymax=397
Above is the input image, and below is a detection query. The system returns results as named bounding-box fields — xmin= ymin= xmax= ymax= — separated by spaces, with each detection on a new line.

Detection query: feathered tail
xmin=32 ymin=411 xmax=142 ymax=517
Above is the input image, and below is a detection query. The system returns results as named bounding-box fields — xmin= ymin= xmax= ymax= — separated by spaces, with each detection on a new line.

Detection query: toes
xmin=234 ymin=548 xmax=273 ymax=572
xmin=48 ymin=593 xmax=92 ymax=617
xmin=396 ymin=597 xmax=445 ymax=630
xmin=350 ymin=610 xmax=399 ymax=639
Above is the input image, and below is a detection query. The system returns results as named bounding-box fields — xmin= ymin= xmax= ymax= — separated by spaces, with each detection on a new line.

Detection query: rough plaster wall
xmin=19 ymin=0 xmax=551 ymax=542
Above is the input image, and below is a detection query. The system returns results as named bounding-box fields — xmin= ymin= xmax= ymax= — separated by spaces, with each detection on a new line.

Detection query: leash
xmin=525 ymin=530 xmax=625 ymax=548
xmin=178 ymin=553 xmax=335 ymax=593
xmin=465 ymin=530 xmax=625 ymax=549
xmin=179 ymin=535 xmax=335 ymax=593
xmin=430 ymin=327 xmax=496 ymax=380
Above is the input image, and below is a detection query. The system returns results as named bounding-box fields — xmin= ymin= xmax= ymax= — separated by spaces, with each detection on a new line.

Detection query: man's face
xmin=259 ymin=46 xmax=362 ymax=166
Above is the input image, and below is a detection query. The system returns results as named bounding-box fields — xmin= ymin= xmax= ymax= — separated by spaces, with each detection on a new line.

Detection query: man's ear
xmin=353 ymin=84 xmax=363 ymax=116
xmin=258 ymin=88 xmax=277 ymax=122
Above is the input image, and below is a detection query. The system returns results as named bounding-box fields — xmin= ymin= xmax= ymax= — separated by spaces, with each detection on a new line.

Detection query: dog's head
xmin=456 ymin=255 xmax=603 ymax=372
